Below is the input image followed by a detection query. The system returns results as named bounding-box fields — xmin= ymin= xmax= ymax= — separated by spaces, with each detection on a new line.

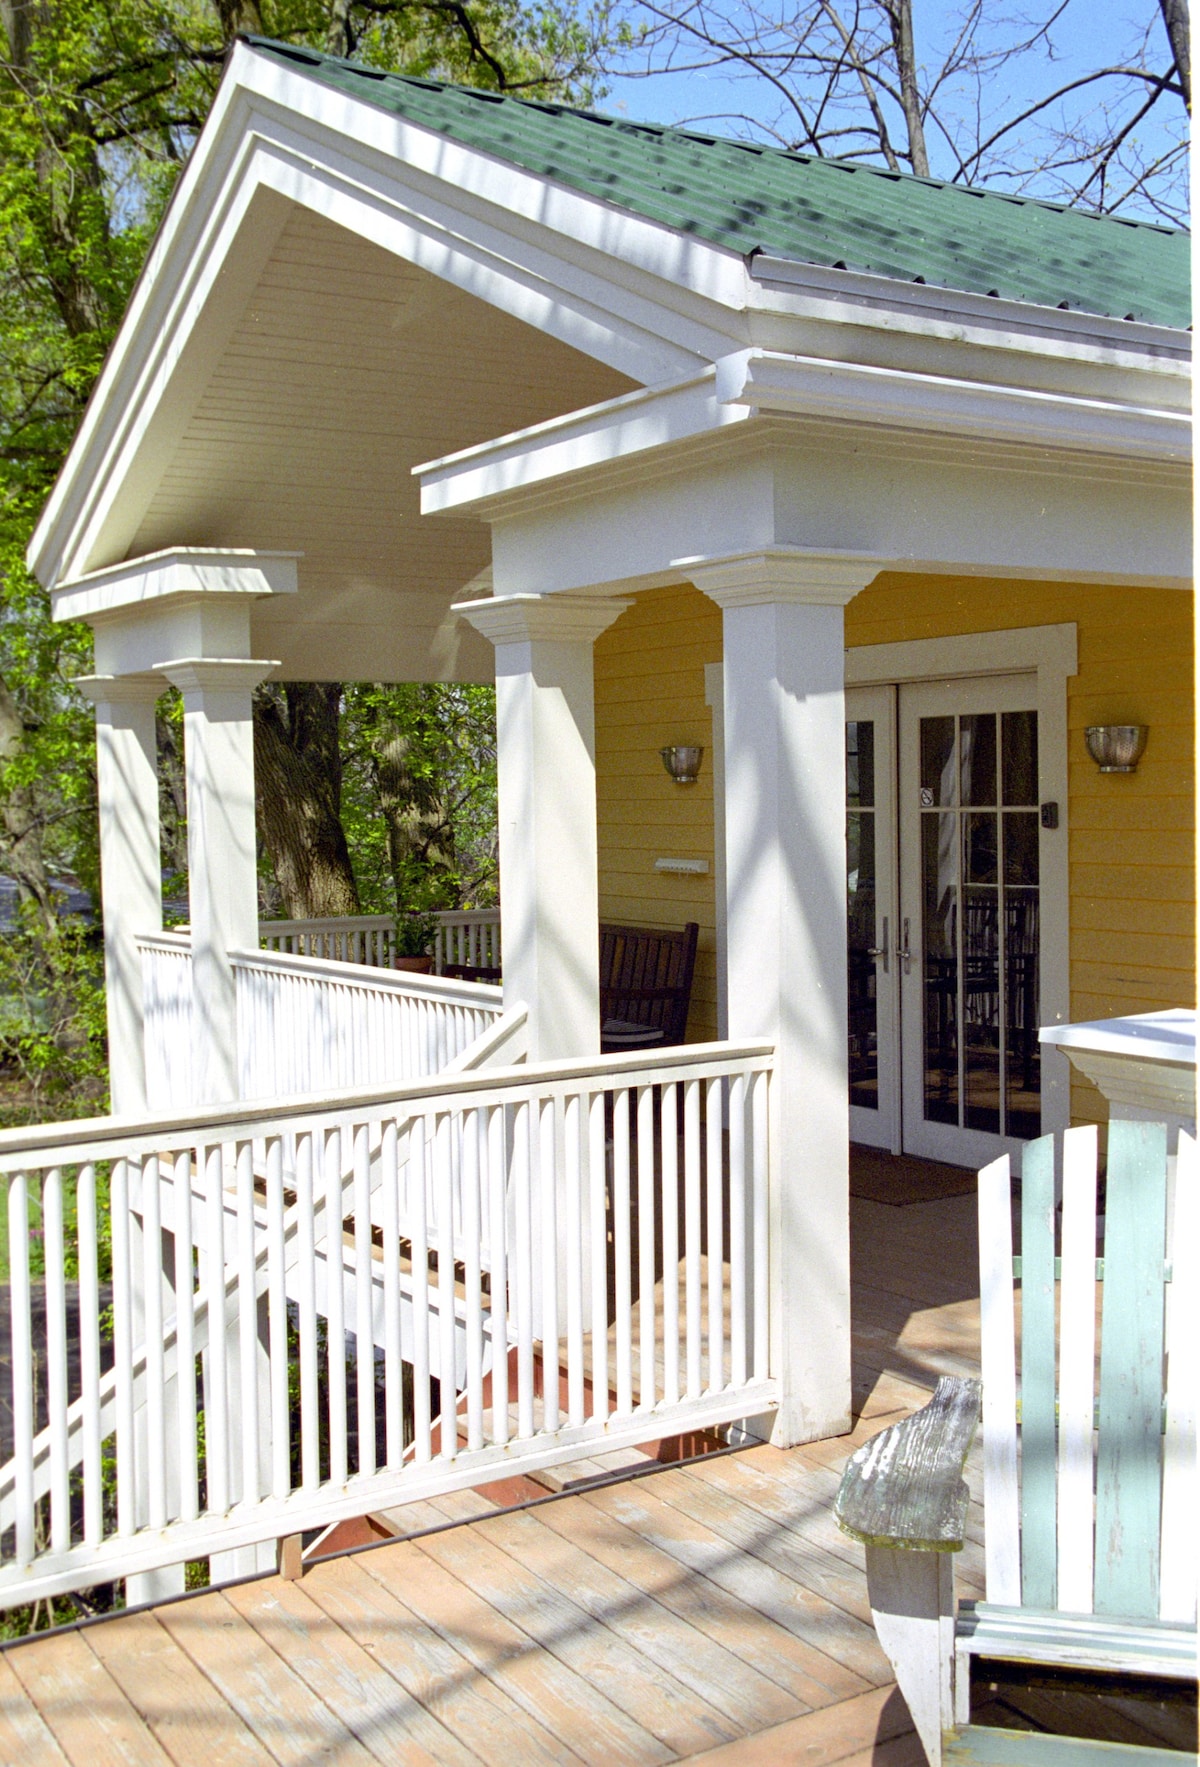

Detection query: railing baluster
xmin=464 ymin=1108 xmax=485 ymax=1453
xmin=43 ymin=1167 xmax=70 ymax=1552
xmin=540 ymin=1097 xmax=560 ymax=1434
xmin=514 ymin=1100 xmax=536 ymax=1439
xmin=295 ymin=1131 xmax=319 ymax=1490
xmin=236 ymin=1141 xmax=260 ymax=1509
xmin=264 ymin=1136 xmax=290 ymax=1501
xmin=706 ymin=1076 xmax=725 ymax=1392
xmin=589 ymin=1092 xmax=609 ymax=1424
xmin=173 ymin=1145 xmax=197 ymax=1525
xmin=637 ymin=1085 xmax=656 ymax=1410
xmin=436 ymin=1113 xmax=458 ymax=1462
xmin=565 ymin=1093 xmax=585 ymax=1428
xmin=8 ymin=1173 xmax=34 ymax=1564
xmin=353 ymin=1123 xmax=375 ymax=1477
xmin=142 ymin=1154 xmax=167 ymax=1529
xmin=410 ymin=1114 xmax=432 ymax=1463
xmin=728 ymin=1073 xmax=747 ymax=1387
xmin=613 ymin=1088 xmax=633 ymax=1415
xmin=488 ymin=1104 xmax=509 ymax=1447
xmin=660 ymin=1084 xmax=680 ymax=1407
xmin=110 ymin=1157 xmax=135 ymax=1537
xmin=381 ymin=1120 xmax=404 ymax=1465
xmin=684 ymin=1080 xmax=702 ymax=1400
xmin=202 ymin=1145 xmax=228 ymax=1516
xmin=77 ymin=1161 xmax=104 ymax=1545
xmin=324 ymin=1126 xmax=347 ymax=1487
xmin=752 ymin=1069 xmax=769 ymax=1382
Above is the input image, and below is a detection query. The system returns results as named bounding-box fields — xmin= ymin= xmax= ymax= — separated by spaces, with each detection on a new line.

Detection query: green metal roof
xmin=244 ymin=36 xmax=1191 ymax=331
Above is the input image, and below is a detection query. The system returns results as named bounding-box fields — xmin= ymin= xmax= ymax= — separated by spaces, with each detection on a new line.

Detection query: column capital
xmin=74 ymin=673 xmax=163 ymax=707
xmin=457 ymin=592 xmax=631 ymax=648
xmin=53 ymin=548 xmax=300 ymax=626
xmin=155 ymin=658 xmax=279 ymax=696
xmin=682 ymin=548 xmax=889 ymax=609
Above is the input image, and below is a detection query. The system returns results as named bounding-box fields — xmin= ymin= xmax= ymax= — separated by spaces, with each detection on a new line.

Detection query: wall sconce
xmin=660 ymin=744 xmax=704 ymax=784
xmin=1085 ymin=725 xmax=1147 ymax=774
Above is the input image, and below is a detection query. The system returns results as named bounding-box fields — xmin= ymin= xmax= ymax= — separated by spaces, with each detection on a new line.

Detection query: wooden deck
xmin=1 ymin=1192 xmax=1187 ymax=1763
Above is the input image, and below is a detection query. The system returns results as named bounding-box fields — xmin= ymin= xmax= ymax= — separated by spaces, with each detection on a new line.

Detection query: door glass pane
xmin=920 ymin=716 xmax=956 ymax=806
xmin=963 ymin=882 xmax=1001 ymax=1133
xmin=847 ymin=719 xmax=875 ymax=808
xmin=1005 ymin=810 xmax=1040 ymax=1136
xmin=960 ymin=714 xmax=997 ymax=807
xmin=921 ymin=810 xmax=958 ymax=1125
xmin=916 ymin=711 xmax=1041 ymax=1143
xmin=847 ymin=721 xmax=878 ymax=1111
xmin=1002 ymin=711 xmax=1039 ymax=806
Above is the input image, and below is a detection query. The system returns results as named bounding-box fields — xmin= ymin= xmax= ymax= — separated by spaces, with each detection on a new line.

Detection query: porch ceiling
xmin=125 ymin=204 xmax=633 ymax=682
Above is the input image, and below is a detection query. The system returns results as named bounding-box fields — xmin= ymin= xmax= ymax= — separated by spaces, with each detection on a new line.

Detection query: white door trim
xmin=848 ymin=622 xmax=1077 ymax=1137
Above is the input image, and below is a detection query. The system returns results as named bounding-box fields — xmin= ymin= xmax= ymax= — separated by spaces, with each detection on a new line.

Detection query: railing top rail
xmin=0 ymin=1034 xmax=775 ymax=1171
xmin=259 ymin=908 xmax=500 ymax=933
xmin=137 ymin=930 xmax=191 ymax=952
xmin=230 ymin=944 xmax=504 ymax=1003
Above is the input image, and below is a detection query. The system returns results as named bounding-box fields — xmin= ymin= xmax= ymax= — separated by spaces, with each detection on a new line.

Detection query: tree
xmin=607 ymin=1 xmax=1189 ymax=223
xmin=0 ymin=0 xmax=603 ymax=1112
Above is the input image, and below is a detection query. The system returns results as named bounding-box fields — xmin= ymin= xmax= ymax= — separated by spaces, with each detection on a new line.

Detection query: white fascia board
xmin=417 ymin=341 xmax=1189 ymax=520
xmin=722 ymin=349 xmax=1189 ymax=463
xmin=28 ymin=41 xmax=753 ymax=591
xmin=419 ymin=367 xmax=750 ymax=515
xmin=748 ymin=255 xmax=1191 ymax=377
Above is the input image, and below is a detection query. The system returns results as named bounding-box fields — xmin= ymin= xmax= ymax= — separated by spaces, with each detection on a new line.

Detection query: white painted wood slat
xmin=978 ymin=1154 xmax=1020 ymax=1605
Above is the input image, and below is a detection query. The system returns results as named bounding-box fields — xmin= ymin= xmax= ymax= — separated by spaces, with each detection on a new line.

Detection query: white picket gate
xmin=0 ymin=1040 xmax=775 ymax=1610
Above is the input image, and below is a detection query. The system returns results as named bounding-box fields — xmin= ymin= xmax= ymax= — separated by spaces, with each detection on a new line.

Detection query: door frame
xmin=846 ymin=622 xmax=1076 ymax=1140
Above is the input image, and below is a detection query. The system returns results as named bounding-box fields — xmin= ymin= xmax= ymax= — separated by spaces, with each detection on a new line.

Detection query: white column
xmin=458 ymin=594 xmax=628 ymax=1061
xmin=693 ymin=551 xmax=874 ymax=1446
xmin=75 ymin=676 xmax=163 ymax=1115
xmin=158 ymin=659 xmax=276 ymax=1104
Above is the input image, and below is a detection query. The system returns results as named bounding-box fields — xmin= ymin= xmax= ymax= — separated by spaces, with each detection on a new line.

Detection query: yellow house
xmin=6 ymin=35 xmax=1192 ymax=1609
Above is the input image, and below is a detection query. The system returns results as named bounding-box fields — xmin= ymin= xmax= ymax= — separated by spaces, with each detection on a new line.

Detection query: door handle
xmin=867 ymin=916 xmax=889 ymax=972
xmin=896 ymin=917 xmax=912 ymax=975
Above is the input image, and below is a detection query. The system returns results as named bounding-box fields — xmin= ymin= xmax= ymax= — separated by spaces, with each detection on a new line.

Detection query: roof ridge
xmin=238 ymin=33 xmax=1185 ymax=239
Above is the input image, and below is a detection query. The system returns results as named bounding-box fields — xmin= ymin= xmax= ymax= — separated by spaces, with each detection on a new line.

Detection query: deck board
xmin=1 ymin=1191 xmax=990 ymax=1765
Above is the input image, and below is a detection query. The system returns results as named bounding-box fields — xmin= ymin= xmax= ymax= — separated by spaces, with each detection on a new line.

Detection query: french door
xmin=847 ymin=675 xmax=1042 ymax=1167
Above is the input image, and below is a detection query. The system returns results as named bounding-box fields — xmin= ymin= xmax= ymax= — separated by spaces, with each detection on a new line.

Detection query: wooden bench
xmin=834 ymin=1121 xmax=1197 ymax=1765
xmin=444 ymin=922 xmax=700 ymax=1053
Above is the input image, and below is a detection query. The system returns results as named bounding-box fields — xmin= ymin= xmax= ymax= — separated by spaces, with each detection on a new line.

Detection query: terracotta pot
xmin=394 ymin=955 xmax=434 ymax=974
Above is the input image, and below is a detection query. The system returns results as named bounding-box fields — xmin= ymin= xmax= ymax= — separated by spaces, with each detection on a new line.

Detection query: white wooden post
xmin=158 ymin=659 xmax=276 ymax=1104
xmin=75 ymin=676 xmax=163 ymax=1115
xmin=458 ymin=594 xmax=628 ymax=1061
xmin=693 ymin=551 xmax=874 ymax=1445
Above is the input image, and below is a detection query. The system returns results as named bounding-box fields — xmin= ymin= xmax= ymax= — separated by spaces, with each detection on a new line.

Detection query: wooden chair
xmin=599 ymin=920 xmax=699 ymax=1053
xmin=835 ymin=1121 xmax=1197 ymax=1765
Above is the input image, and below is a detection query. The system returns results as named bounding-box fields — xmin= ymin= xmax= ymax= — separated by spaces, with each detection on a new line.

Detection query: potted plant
xmin=393 ymin=911 xmax=438 ymax=974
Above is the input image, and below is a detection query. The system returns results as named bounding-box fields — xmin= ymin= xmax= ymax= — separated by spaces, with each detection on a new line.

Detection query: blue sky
xmin=594 ymin=1 xmax=1186 ymax=221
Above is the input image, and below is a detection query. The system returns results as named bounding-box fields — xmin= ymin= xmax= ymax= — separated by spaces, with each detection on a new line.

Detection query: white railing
xmin=233 ymin=946 xmax=502 ymax=1101
xmin=139 ymin=934 xmax=504 ymax=1109
xmin=258 ymin=909 xmax=501 ymax=974
xmin=0 ymin=1039 xmax=775 ymax=1609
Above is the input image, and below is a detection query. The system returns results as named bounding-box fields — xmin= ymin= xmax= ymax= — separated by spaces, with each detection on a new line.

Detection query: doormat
xmin=850 ymin=1144 xmax=979 ymax=1206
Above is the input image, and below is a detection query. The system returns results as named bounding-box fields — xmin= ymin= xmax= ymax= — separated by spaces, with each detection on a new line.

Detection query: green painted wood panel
xmin=944 ymin=1724 xmax=1184 ymax=1766
xmin=1019 ymin=1133 xmax=1058 ymax=1610
xmin=1093 ymin=1120 xmax=1168 ymax=1620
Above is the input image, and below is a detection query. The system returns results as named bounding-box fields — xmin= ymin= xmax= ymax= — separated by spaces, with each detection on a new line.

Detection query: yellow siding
xmin=594 ymin=586 xmax=722 ymax=1039
xmin=594 ymin=576 xmax=1196 ymax=1116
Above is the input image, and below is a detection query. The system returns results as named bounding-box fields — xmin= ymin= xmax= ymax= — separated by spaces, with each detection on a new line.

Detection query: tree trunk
xmin=0 ymin=678 xmax=61 ymax=936
xmin=254 ymin=684 xmax=360 ymax=919
xmin=885 ymin=0 xmax=931 ymax=177
xmin=374 ymin=729 xmax=456 ymax=911
xmin=1159 ymin=0 xmax=1190 ymax=109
